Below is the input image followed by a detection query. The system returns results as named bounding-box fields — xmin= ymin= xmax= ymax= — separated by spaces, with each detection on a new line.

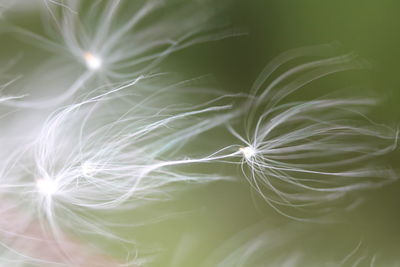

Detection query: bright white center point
xmin=239 ymin=146 xmax=256 ymax=160
xmin=81 ymin=162 xmax=96 ymax=177
xmin=36 ymin=178 xmax=58 ymax=197
xmin=83 ymin=52 xmax=102 ymax=70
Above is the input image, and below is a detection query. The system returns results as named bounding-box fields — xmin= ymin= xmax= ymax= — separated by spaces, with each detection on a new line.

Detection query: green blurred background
xmin=1 ymin=0 xmax=400 ymax=266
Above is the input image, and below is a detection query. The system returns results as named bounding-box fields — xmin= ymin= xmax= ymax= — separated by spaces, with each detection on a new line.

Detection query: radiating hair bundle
xmin=0 ymin=0 xmax=398 ymax=266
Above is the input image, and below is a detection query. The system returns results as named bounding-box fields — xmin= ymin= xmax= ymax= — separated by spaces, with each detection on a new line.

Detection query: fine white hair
xmin=226 ymin=44 xmax=398 ymax=219
xmin=1 ymin=0 xmax=242 ymax=108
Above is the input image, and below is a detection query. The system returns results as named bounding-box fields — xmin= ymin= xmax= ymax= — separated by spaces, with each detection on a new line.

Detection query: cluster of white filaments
xmin=0 ymin=0 xmax=398 ymax=266
xmin=2 ymin=0 xmax=240 ymax=110
xmin=229 ymin=45 xmax=398 ymax=219
xmin=0 ymin=0 xmax=245 ymax=265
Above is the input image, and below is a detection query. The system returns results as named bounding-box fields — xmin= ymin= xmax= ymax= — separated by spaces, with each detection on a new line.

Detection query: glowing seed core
xmin=83 ymin=52 xmax=102 ymax=70
xmin=239 ymin=146 xmax=256 ymax=160
xmin=36 ymin=178 xmax=58 ymax=197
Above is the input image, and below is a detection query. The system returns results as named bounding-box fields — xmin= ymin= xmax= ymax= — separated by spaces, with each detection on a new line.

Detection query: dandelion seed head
xmin=239 ymin=146 xmax=256 ymax=160
xmin=228 ymin=46 xmax=399 ymax=219
xmin=83 ymin=52 xmax=102 ymax=70
xmin=36 ymin=178 xmax=58 ymax=197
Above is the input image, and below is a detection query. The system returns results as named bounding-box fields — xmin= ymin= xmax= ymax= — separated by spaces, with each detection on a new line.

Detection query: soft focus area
xmin=0 ymin=1 xmax=399 ymax=266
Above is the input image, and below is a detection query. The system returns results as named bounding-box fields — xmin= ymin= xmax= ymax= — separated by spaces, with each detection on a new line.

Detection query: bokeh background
xmin=1 ymin=0 xmax=400 ymax=266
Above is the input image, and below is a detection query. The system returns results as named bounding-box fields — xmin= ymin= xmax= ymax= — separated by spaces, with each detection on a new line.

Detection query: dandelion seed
xmin=0 ymin=77 xmax=236 ymax=257
xmin=224 ymin=45 xmax=398 ymax=219
xmin=1 ymin=0 xmax=242 ymax=109
xmin=4 ymin=0 xmax=242 ymax=80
